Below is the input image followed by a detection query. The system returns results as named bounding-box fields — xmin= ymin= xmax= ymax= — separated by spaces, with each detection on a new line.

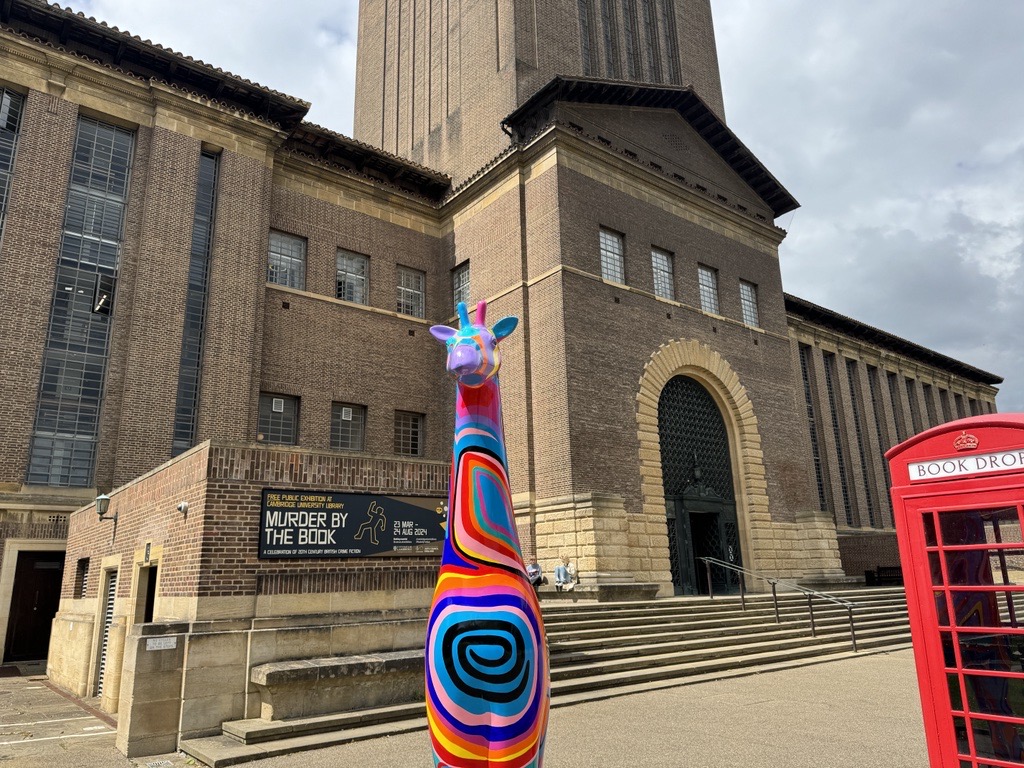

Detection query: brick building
xmin=0 ymin=0 xmax=999 ymax=755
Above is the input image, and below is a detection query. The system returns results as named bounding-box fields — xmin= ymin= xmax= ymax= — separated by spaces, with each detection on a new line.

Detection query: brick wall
xmin=837 ymin=531 xmax=901 ymax=576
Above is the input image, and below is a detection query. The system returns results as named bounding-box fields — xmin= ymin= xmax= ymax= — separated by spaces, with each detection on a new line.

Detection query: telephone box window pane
xmin=970 ymin=717 xmax=1024 ymax=762
xmin=964 ymin=674 xmax=1024 ymax=718
xmin=930 ymin=552 xmax=944 ymax=585
xmin=935 ymin=592 xmax=950 ymax=626
xmin=958 ymin=633 xmax=1024 ymax=671
xmin=925 ymin=513 xmax=938 ymax=546
xmin=940 ymin=507 xmax=1021 ymax=547
xmin=950 ymin=591 xmax=1024 ymax=628
xmin=944 ymin=548 xmax=1024 ymax=587
xmin=942 ymin=631 xmax=957 ymax=667
xmin=953 ymin=716 xmax=969 ymax=755
xmin=948 ymin=673 xmax=964 ymax=711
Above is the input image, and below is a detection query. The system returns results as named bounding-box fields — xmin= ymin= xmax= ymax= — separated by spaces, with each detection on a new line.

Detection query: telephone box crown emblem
xmin=953 ymin=431 xmax=979 ymax=452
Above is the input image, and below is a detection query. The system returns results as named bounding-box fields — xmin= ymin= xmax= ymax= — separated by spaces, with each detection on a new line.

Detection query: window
xmin=397 ymin=266 xmax=425 ymax=318
xmin=336 ymin=249 xmax=369 ymax=304
xmin=578 ymin=0 xmax=594 ymax=75
xmin=651 ymin=247 xmax=674 ymax=300
xmin=75 ymin=558 xmax=89 ymax=599
xmin=331 ymin=403 xmax=366 ymax=451
xmin=394 ymin=411 xmax=424 ymax=456
xmin=268 ymin=231 xmax=305 ymax=289
xmin=452 ymin=262 xmax=470 ymax=309
xmin=697 ymin=265 xmax=719 ymax=314
xmin=0 ymin=89 xmax=25 ymax=243
xmin=739 ymin=280 xmax=759 ymax=327
xmin=258 ymin=394 xmax=298 ymax=445
xmin=599 ymin=228 xmax=625 ymax=283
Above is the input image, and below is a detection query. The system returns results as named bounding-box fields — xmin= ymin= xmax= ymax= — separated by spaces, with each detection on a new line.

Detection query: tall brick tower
xmin=353 ymin=0 xmax=724 ymax=182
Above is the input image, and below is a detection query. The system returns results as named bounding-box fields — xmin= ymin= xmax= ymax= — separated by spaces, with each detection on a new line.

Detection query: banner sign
xmin=908 ymin=448 xmax=1024 ymax=483
xmin=259 ymin=489 xmax=447 ymax=559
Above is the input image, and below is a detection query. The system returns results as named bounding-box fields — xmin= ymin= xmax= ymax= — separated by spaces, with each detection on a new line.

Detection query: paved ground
xmin=0 ymin=650 xmax=928 ymax=767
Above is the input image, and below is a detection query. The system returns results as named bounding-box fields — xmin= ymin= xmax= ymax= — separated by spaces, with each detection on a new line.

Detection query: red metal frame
xmin=888 ymin=414 xmax=1024 ymax=767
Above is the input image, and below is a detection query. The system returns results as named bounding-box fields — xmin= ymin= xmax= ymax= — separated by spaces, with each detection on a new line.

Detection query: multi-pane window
xmin=0 ymin=89 xmax=24 ymax=243
xmin=923 ymin=383 xmax=938 ymax=427
xmin=640 ymin=0 xmax=661 ymax=81
xmin=28 ymin=117 xmax=134 ymax=487
xmin=739 ymin=280 xmax=759 ymax=327
xmin=939 ymin=388 xmax=953 ymax=422
xmin=622 ymin=0 xmax=640 ymax=79
xmin=697 ymin=265 xmax=719 ymax=314
xmin=954 ymin=393 xmax=966 ymax=419
xmin=887 ymin=372 xmax=907 ymax=443
xmin=659 ymin=0 xmax=681 ymax=83
xmin=599 ymin=228 xmax=625 ymax=283
xmin=172 ymin=151 xmax=219 ymax=456
xmin=846 ymin=359 xmax=876 ymax=527
xmin=397 ymin=266 xmax=426 ymax=318
xmin=651 ymin=247 xmax=674 ymax=300
xmin=799 ymin=345 xmax=829 ymax=516
xmin=336 ymin=249 xmax=369 ymax=304
xmin=394 ymin=411 xmax=424 ymax=456
xmin=600 ymin=0 xmax=619 ymax=78
xmin=258 ymin=394 xmax=298 ymax=445
xmin=331 ymin=403 xmax=366 ymax=451
xmin=452 ymin=262 xmax=470 ymax=309
xmin=867 ymin=366 xmax=894 ymax=525
xmin=578 ymin=0 xmax=594 ymax=75
xmin=905 ymin=377 xmax=922 ymax=433
xmin=268 ymin=231 xmax=305 ymax=289
xmin=823 ymin=353 xmax=854 ymax=527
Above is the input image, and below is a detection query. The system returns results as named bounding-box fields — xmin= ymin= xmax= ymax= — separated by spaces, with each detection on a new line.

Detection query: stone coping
xmin=251 ymin=650 xmax=424 ymax=686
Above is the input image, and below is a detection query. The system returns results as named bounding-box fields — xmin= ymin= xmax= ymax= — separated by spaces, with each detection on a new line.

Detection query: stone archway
xmin=635 ymin=340 xmax=769 ymax=595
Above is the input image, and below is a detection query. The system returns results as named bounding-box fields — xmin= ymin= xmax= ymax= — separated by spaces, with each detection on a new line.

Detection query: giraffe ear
xmin=492 ymin=316 xmax=518 ymax=341
xmin=430 ymin=325 xmax=457 ymax=343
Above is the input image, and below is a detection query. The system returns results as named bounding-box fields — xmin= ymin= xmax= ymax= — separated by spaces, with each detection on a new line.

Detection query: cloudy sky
xmin=77 ymin=0 xmax=1024 ymax=411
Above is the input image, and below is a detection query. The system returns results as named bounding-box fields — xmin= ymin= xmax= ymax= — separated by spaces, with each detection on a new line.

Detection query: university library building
xmin=0 ymin=0 xmax=1000 ymax=756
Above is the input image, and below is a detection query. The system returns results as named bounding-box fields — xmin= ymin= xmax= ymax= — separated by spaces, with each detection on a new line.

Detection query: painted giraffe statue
xmin=425 ymin=300 xmax=549 ymax=768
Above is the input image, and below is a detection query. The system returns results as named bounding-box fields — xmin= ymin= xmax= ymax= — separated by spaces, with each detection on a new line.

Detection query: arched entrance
xmin=658 ymin=375 xmax=742 ymax=595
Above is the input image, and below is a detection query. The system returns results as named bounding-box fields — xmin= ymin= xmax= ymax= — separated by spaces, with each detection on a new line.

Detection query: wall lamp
xmin=96 ymin=493 xmax=117 ymax=523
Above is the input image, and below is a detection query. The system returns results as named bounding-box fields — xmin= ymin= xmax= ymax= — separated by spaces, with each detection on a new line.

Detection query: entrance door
xmin=659 ymin=375 xmax=742 ymax=595
xmin=3 ymin=551 xmax=64 ymax=662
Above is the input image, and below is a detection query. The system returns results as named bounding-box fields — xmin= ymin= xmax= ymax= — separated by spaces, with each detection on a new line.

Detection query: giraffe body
xmin=425 ymin=302 xmax=549 ymax=768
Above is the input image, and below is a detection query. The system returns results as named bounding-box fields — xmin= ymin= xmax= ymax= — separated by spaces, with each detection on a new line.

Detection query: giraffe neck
xmin=454 ymin=377 xmax=507 ymax=469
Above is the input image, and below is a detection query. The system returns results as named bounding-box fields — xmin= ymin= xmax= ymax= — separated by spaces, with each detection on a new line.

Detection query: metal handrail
xmin=697 ymin=556 xmax=859 ymax=652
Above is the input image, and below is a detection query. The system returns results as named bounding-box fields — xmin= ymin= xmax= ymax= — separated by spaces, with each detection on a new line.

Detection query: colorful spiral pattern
xmin=426 ymin=377 xmax=549 ymax=767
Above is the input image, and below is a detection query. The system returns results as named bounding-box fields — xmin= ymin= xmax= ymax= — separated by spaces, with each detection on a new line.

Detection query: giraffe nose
xmin=449 ymin=345 xmax=481 ymax=375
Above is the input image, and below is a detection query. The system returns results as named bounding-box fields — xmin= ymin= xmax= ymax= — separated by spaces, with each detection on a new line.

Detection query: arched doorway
xmin=659 ymin=375 xmax=742 ymax=595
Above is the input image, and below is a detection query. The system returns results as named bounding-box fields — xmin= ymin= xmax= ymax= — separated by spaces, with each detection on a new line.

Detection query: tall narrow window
xmin=394 ymin=411 xmax=424 ymax=456
xmin=739 ymin=280 xmax=759 ymax=327
xmin=800 ymin=345 xmax=830 ymax=516
xmin=867 ymin=366 xmax=893 ymax=524
xmin=0 ymin=89 xmax=25 ymax=245
xmin=659 ymin=0 xmax=681 ymax=83
xmin=887 ymin=372 xmax=907 ymax=443
xmin=640 ymin=0 xmax=661 ymax=81
xmin=397 ymin=265 xmax=426 ymax=318
xmin=258 ymin=394 xmax=298 ymax=445
xmin=331 ymin=403 xmax=366 ymax=451
xmin=599 ymin=228 xmax=625 ymax=283
xmin=452 ymin=262 xmax=470 ymax=309
xmin=268 ymin=231 xmax=305 ymax=289
xmin=846 ymin=359 xmax=876 ymax=527
xmin=172 ymin=152 xmax=218 ymax=456
xmin=651 ymin=247 xmax=674 ymax=300
xmin=823 ymin=353 xmax=854 ymax=526
xmin=939 ymin=388 xmax=953 ymax=422
xmin=697 ymin=265 xmax=719 ymax=314
xmin=27 ymin=117 xmax=134 ymax=487
xmin=954 ymin=393 xmax=966 ymax=419
xmin=969 ymin=398 xmax=980 ymax=416
xmin=621 ymin=0 xmax=641 ymax=79
xmin=600 ymin=0 xmax=619 ymax=78
xmin=905 ymin=377 xmax=922 ymax=434
xmin=578 ymin=0 xmax=594 ymax=75
xmin=336 ymin=250 xmax=369 ymax=304
xmin=922 ymin=383 xmax=938 ymax=427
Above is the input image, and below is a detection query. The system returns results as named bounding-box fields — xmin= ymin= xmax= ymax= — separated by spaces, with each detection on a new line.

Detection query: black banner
xmin=259 ymin=489 xmax=447 ymax=559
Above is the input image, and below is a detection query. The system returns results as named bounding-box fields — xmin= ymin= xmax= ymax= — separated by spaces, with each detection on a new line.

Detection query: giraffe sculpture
xmin=425 ymin=300 xmax=549 ymax=768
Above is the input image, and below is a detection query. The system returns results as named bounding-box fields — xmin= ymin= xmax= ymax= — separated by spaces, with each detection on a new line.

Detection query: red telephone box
xmin=888 ymin=414 xmax=1024 ymax=768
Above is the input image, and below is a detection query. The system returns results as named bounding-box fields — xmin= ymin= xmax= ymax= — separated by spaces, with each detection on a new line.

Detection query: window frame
xmin=336 ymin=249 xmax=370 ymax=305
xmin=394 ymin=410 xmax=425 ymax=456
xmin=396 ymin=265 xmax=426 ymax=318
xmin=452 ymin=261 xmax=470 ymax=310
xmin=697 ymin=264 xmax=719 ymax=315
xmin=258 ymin=393 xmax=299 ymax=446
xmin=599 ymin=227 xmax=626 ymax=284
xmin=651 ymin=246 xmax=674 ymax=300
xmin=267 ymin=230 xmax=306 ymax=290
xmin=331 ymin=402 xmax=367 ymax=452
xmin=739 ymin=279 xmax=760 ymax=327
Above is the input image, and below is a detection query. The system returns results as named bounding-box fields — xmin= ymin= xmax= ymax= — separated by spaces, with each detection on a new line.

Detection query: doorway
xmin=659 ymin=375 xmax=743 ymax=595
xmin=3 ymin=551 xmax=64 ymax=662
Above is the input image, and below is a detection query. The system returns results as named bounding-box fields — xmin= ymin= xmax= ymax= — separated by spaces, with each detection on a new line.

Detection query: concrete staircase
xmin=180 ymin=587 xmax=910 ymax=766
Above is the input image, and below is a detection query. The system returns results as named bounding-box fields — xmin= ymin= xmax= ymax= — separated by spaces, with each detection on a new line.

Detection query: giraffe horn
xmin=457 ymin=302 xmax=471 ymax=328
xmin=477 ymin=300 xmax=487 ymax=326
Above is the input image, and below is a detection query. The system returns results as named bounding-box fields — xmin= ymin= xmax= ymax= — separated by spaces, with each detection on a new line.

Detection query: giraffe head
xmin=430 ymin=301 xmax=518 ymax=388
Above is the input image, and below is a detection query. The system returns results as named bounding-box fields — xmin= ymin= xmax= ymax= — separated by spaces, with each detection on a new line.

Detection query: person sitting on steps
xmin=554 ymin=555 xmax=577 ymax=591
